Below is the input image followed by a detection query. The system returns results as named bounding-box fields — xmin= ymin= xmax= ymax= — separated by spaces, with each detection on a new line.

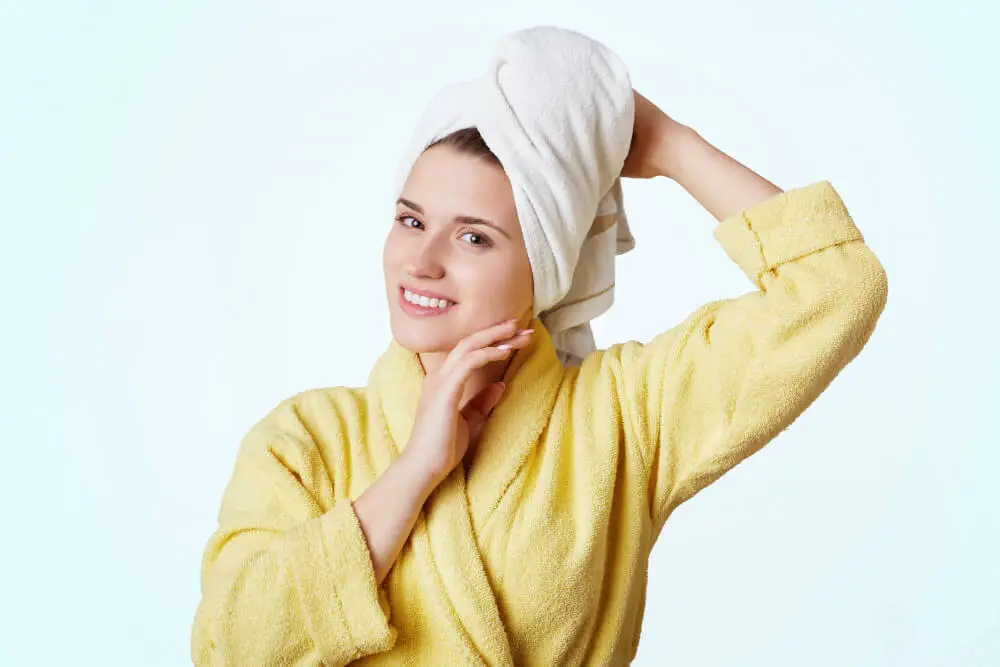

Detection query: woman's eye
xmin=396 ymin=215 xmax=490 ymax=248
xmin=396 ymin=214 xmax=422 ymax=229
xmin=461 ymin=231 xmax=491 ymax=247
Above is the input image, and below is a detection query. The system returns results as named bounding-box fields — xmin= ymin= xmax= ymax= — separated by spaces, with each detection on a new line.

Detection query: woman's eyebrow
xmin=396 ymin=197 xmax=511 ymax=240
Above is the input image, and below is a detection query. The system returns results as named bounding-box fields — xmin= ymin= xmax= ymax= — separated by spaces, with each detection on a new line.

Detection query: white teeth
xmin=404 ymin=289 xmax=453 ymax=308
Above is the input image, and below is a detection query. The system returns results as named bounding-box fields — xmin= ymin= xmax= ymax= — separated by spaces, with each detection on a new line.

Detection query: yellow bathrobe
xmin=191 ymin=180 xmax=888 ymax=666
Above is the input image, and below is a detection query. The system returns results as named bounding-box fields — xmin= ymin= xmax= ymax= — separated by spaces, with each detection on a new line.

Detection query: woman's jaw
xmin=389 ymin=295 xmax=535 ymax=355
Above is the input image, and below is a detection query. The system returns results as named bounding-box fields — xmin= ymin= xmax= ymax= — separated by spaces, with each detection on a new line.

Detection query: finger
xmin=460 ymin=382 xmax=497 ymax=428
xmin=450 ymin=345 xmax=516 ymax=382
xmin=450 ymin=318 xmax=522 ymax=359
xmin=462 ymin=383 xmax=497 ymax=418
xmin=436 ymin=346 xmax=511 ymax=407
xmin=493 ymin=328 xmax=534 ymax=349
xmin=449 ymin=328 xmax=533 ymax=378
xmin=463 ymin=383 xmax=505 ymax=439
xmin=444 ymin=322 xmax=530 ymax=399
xmin=485 ymin=382 xmax=506 ymax=415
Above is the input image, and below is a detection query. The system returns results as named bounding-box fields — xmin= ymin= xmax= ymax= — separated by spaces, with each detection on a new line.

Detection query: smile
xmin=399 ymin=287 xmax=458 ymax=317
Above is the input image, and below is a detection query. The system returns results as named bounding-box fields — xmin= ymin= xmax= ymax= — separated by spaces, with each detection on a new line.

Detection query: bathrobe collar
xmin=367 ymin=316 xmax=564 ymax=664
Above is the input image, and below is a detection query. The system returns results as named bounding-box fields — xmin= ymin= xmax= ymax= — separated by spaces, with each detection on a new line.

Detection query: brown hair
xmin=423 ymin=126 xmax=503 ymax=169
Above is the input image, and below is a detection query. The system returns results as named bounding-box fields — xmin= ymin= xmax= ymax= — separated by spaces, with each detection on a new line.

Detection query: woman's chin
xmin=390 ymin=323 xmax=458 ymax=353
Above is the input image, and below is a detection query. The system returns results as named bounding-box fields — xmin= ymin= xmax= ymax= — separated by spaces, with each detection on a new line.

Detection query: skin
xmin=383 ymin=143 xmax=535 ymax=408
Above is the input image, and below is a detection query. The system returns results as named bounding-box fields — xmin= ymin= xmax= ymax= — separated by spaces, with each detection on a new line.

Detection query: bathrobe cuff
xmin=287 ymin=496 xmax=396 ymax=663
xmin=713 ymin=180 xmax=865 ymax=289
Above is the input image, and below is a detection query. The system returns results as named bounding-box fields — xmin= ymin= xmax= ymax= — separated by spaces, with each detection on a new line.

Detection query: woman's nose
xmin=406 ymin=235 xmax=447 ymax=278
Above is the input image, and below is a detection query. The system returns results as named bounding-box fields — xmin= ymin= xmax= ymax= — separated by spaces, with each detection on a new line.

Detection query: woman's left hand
xmin=621 ymin=88 xmax=687 ymax=180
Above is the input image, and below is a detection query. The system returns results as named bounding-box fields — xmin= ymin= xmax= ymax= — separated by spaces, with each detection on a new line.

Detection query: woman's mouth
xmin=398 ymin=287 xmax=458 ymax=317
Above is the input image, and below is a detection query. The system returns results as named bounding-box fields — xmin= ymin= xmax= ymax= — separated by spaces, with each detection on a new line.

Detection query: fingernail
xmin=497 ymin=343 xmax=512 ymax=350
xmin=516 ymin=328 xmax=534 ymax=335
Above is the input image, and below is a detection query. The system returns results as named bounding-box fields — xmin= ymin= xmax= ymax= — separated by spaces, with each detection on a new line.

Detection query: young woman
xmin=190 ymin=90 xmax=888 ymax=665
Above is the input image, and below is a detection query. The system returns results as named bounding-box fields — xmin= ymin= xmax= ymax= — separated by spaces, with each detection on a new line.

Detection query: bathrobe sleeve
xmin=190 ymin=397 xmax=397 ymax=666
xmin=604 ymin=180 xmax=888 ymax=535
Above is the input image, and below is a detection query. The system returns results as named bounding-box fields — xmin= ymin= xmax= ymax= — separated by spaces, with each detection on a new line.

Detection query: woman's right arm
xmin=192 ymin=323 xmax=531 ymax=666
xmin=353 ymin=448 xmax=440 ymax=585
xmin=191 ymin=397 xmax=411 ymax=667
xmin=354 ymin=318 xmax=536 ymax=585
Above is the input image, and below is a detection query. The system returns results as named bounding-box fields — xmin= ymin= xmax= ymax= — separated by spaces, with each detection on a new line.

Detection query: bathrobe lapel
xmin=367 ymin=317 xmax=564 ymax=665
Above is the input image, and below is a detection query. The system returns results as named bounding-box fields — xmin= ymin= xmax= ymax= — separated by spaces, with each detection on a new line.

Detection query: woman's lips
xmin=398 ymin=287 xmax=457 ymax=317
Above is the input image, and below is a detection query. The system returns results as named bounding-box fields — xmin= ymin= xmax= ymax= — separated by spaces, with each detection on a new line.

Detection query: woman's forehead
xmin=401 ymin=149 xmax=520 ymax=232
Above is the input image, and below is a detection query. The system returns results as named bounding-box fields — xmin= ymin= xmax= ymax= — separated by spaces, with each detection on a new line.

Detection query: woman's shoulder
xmin=281 ymin=383 xmax=368 ymax=412
xmin=241 ymin=384 xmax=369 ymax=454
xmin=232 ymin=384 xmax=376 ymax=492
xmin=221 ymin=385 xmax=371 ymax=506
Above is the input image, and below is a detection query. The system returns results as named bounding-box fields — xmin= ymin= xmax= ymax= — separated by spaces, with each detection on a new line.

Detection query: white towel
xmin=393 ymin=25 xmax=636 ymax=367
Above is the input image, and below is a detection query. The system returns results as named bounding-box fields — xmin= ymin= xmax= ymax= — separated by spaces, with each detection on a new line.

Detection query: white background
xmin=2 ymin=1 xmax=997 ymax=665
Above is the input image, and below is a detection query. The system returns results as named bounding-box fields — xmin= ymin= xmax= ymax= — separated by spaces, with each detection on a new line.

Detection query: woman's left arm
xmin=657 ymin=122 xmax=784 ymax=221
xmin=625 ymin=90 xmax=784 ymax=219
xmin=603 ymin=113 xmax=889 ymax=538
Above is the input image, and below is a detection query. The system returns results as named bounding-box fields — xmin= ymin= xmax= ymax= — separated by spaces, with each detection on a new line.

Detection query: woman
xmin=190 ymin=89 xmax=888 ymax=665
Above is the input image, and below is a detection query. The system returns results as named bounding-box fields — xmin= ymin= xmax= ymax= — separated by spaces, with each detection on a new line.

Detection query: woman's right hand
xmin=403 ymin=318 xmax=534 ymax=487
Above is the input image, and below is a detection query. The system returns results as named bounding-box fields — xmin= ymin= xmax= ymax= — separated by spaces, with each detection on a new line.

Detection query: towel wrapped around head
xmin=393 ymin=25 xmax=636 ymax=367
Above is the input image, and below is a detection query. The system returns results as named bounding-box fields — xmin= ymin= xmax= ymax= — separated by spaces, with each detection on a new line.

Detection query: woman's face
xmin=383 ymin=144 xmax=534 ymax=353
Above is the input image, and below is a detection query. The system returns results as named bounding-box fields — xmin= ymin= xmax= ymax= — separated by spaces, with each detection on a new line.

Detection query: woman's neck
xmin=418 ymin=349 xmax=517 ymax=409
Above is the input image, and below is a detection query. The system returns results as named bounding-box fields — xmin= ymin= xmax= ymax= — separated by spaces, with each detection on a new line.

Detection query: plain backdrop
xmin=2 ymin=1 xmax=997 ymax=665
